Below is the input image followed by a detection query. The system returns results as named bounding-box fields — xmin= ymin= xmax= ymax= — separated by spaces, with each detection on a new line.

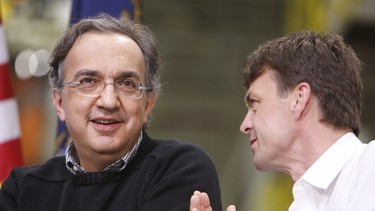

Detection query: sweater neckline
xmin=71 ymin=132 xmax=158 ymax=185
xmin=29 ymin=131 xmax=158 ymax=183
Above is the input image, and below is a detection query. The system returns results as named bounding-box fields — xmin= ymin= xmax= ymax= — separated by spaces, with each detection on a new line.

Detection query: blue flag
xmin=54 ymin=0 xmax=142 ymax=156
xmin=70 ymin=0 xmax=142 ymax=24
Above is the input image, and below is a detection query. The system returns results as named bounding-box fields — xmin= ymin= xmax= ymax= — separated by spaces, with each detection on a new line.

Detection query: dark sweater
xmin=0 ymin=133 xmax=222 ymax=210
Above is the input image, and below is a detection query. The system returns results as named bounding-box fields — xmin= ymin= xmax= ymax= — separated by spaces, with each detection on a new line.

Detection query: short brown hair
xmin=243 ymin=31 xmax=363 ymax=135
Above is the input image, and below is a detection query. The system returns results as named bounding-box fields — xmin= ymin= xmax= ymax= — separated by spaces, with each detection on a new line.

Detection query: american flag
xmin=0 ymin=14 xmax=23 ymax=186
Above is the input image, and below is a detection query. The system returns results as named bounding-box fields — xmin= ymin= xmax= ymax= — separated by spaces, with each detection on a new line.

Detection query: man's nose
xmin=97 ymin=83 xmax=120 ymax=109
xmin=240 ymin=110 xmax=253 ymax=134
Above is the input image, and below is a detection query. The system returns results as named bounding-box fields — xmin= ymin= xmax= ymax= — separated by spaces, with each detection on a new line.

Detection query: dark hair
xmin=48 ymin=13 xmax=161 ymax=95
xmin=242 ymin=31 xmax=363 ymax=135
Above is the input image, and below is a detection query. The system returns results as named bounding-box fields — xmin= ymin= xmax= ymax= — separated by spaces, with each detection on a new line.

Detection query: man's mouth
xmin=91 ymin=119 xmax=120 ymax=125
xmin=250 ymin=138 xmax=257 ymax=146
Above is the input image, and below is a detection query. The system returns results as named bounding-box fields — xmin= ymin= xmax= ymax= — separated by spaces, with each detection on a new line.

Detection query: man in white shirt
xmin=190 ymin=31 xmax=375 ymax=211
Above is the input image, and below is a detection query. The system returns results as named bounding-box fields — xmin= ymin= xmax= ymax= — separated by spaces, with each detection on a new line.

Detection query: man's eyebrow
xmin=244 ymin=90 xmax=259 ymax=106
xmin=117 ymin=70 xmax=141 ymax=80
xmin=72 ymin=69 xmax=142 ymax=80
xmin=244 ymin=94 xmax=252 ymax=106
xmin=73 ymin=69 xmax=100 ymax=80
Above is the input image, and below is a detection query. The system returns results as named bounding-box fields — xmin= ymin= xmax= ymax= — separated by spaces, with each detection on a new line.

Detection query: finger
xmin=193 ymin=190 xmax=201 ymax=195
xmin=190 ymin=195 xmax=200 ymax=211
xmin=226 ymin=205 xmax=236 ymax=211
xmin=200 ymin=192 xmax=211 ymax=207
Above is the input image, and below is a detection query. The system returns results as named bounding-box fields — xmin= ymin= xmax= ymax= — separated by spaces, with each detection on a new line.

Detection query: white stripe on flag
xmin=0 ymin=25 xmax=9 ymax=65
xmin=0 ymin=98 xmax=21 ymax=144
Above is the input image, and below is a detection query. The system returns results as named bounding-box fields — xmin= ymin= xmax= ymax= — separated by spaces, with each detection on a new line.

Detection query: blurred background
xmin=1 ymin=0 xmax=375 ymax=210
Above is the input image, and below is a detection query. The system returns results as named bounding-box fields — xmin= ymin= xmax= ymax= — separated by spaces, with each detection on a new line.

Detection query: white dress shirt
xmin=289 ymin=132 xmax=375 ymax=211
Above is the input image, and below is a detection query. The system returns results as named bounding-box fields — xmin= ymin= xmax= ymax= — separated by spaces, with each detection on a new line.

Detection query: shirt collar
xmin=65 ymin=132 xmax=143 ymax=174
xmin=300 ymin=132 xmax=363 ymax=189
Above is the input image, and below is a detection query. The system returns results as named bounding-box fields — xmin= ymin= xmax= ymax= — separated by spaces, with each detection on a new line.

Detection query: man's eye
xmin=79 ymin=78 xmax=97 ymax=84
xmin=247 ymin=99 xmax=258 ymax=110
xmin=118 ymin=79 xmax=137 ymax=88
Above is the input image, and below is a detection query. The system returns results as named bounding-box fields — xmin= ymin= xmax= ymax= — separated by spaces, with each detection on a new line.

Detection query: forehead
xmin=64 ymin=32 xmax=146 ymax=79
xmin=245 ymin=69 xmax=278 ymax=99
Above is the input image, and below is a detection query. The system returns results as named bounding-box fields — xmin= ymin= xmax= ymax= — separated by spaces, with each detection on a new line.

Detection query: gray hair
xmin=48 ymin=13 xmax=161 ymax=96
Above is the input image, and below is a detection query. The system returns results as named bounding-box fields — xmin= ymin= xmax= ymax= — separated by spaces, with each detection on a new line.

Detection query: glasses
xmin=60 ymin=78 xmax=150 ymax=99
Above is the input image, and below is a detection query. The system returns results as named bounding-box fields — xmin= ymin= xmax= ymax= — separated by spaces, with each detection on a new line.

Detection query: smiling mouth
xmin=91 ymin=119 xmax=121 ymax=125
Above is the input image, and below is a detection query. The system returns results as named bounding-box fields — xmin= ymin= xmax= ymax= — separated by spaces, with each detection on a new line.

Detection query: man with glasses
xmin=0 ymin=14 xmax=222 ymax=211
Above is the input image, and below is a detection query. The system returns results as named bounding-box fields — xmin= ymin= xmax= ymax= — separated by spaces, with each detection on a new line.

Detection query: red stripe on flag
xmin=0 ymin=63 xmax=14 ymax=100
xmin=0 ymin=138 xmax=23 ymax=181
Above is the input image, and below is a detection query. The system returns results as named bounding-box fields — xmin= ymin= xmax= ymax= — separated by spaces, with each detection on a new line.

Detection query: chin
xmin=89 ymin=142 xmax=121 ymax=154
xmin=92 ymin=147 xmax=123 ymax=157
xmin=253 ymin=158 xmax=268 ymax=172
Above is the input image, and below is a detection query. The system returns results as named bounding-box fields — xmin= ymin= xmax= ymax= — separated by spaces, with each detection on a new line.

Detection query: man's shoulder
xmin=143 ymin=132 xmax=208 ymax=157
xmin=143 ymin=137 xmax=218 ymax=178
xmin=360 ymin=140 xmax=375 ymax=159
xmin=12 ymin=156 xmax=69 ymax=182
xmin=365 ymin=140 xmax=375 ymax=148
xmin=152 ymin=138 xmax=209 ymax=158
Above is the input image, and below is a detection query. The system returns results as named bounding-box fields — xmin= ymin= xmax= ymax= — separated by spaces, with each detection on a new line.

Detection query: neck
xmin=286 ymin=125 xmax=351 ymax=182
xmin=77 ymin=147 xmax=133 ymax=172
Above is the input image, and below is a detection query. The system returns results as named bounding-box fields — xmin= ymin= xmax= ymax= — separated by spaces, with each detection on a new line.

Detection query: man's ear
xmin=143 ymin=92 xmax=156 ymax=124
xmin=291 ymin=82 xmax=311 ymax=120
xmin=52 ymin=89 xmax=66 ymax=121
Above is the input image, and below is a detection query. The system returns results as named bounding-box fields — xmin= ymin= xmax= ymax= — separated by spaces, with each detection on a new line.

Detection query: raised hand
xmin=190 ymin=190 xmax=236 ymax=211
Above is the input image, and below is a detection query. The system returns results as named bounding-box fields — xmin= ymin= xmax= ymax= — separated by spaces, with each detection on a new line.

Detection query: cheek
xmin=122 ymin=101 xmax=148 ymax=121
xmin=255 ymin=107 xmax=289 ymax=136
xmin=138 ymin=96 xmax=155 ymax=124
xmin=62 ymin=97 xmax=92 ymax=121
